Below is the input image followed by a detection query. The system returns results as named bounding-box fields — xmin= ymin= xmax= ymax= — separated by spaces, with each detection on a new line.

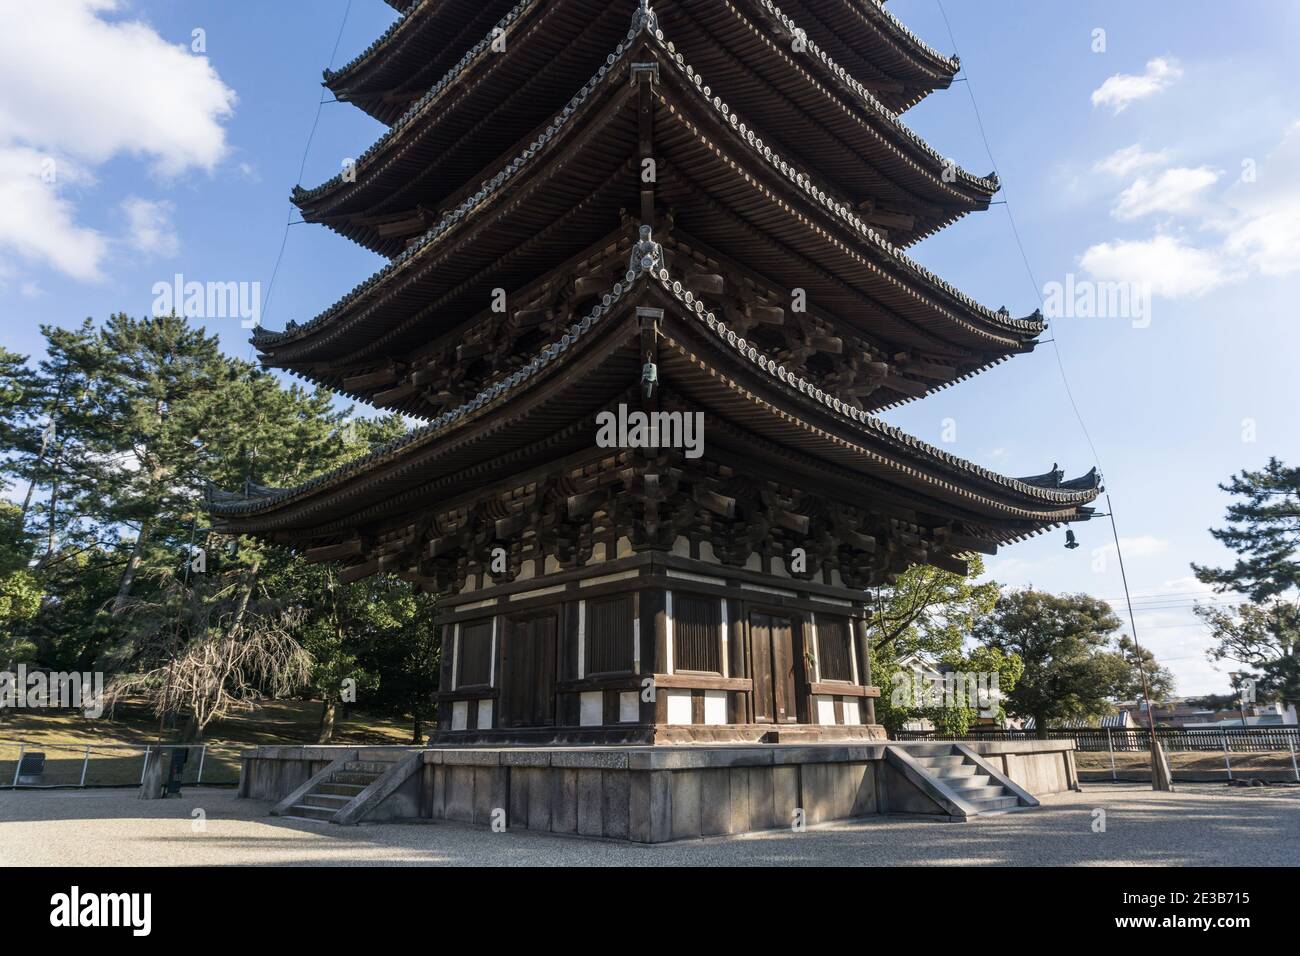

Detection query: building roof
xmin=214 ymin=229 xmax=1098 ymax=545
xmin=327 ymin=0 xmax=961 ymax=125
xmin=299 ymin=0 xmax=996 ymax=256
xmin=258 ymin=19 xmax=1033 ymax=381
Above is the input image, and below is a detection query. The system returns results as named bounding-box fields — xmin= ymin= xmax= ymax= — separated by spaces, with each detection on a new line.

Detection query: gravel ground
xmin=2 ymin=782 xmax=1297 ymax=866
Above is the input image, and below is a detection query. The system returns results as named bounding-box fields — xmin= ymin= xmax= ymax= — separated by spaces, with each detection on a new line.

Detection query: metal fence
xmin=0 ymin=739 xmax=244 ymax=789
xmin=892 ymin=726 xmax=1300 ymax=753
xmin=892 ymin=726 xmax=1300 ymax=783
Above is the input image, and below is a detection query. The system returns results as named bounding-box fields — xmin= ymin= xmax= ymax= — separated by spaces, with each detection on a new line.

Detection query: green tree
xmin=1192 ymin=458 xmax=1300 ymax=601
xmin=1192 ymin=458 xmax=1300 ymax=711
xmin=1195 ymin=602 xmax=1299 ymax=713
xmin=1 ymin=310 xmax=429 ymax=737
xmin=874 ymin=641 xmax=1023 ymax=735
xmin=867 ymin=557 xmax=1002 ymax=732
xmin=866 ymin=556 xmax=1000 ymax=659
xmin=0 ymin=502 xmax=41 ymax=642
xmin=974 ymin=589 xmax=1175 ymax=733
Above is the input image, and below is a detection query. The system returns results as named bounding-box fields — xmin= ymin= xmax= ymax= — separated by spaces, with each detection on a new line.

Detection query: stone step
xmin=355 ymin=749 xmax=409 ymax=762
xmin=316 ymin=781 xmax=368 ymax=797
xmin=286 ymin=804 xmax=337 ymax=822
xmin=332 ymin=771 xmax=384 ymax=786
xmin=342 ymin=761 xmax=396 ymax=775
xmin=304 ymin=793 xmax=353 ymax=809
xmin=933 ymin=763 xmax=979 ymax=779
xmin=912 ymin=754 xmax=965 ymax=769
xmin=969 ymin=795 xmax=1019 ymax=812
xmin=950 ymin=783 xmax=1007 ymax=801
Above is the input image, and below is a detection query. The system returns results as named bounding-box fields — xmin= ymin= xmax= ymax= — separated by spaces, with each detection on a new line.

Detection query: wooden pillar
xmin=853 ymin=615 xmax=876 ymax=725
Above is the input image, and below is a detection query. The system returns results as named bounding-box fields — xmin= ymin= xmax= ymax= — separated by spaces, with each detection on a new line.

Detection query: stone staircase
xmin=278 ymin=753 xmax=405 ymax=823
xmin=908 ymin=751 xmax=1019 ymax=813
xmin=883 ymin=743 xmax=1037 ymax=820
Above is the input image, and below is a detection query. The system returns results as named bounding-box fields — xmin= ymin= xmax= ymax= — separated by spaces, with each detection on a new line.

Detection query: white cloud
xmin=120 ymin=196 xmax=179 ymax=258
xmin=1097 ymin=535 xmax=1171 ymax=562
xmin=0 ymin=146 xmax=108 ymax=280
xmin=1093 ymin=144 xmax=1171 ymax=177
xmin=0 ymin=0 xmax=235 ymax=280
xmin=1113 ymin=166 xmax=1220 ymax=220
xmin=1121 ymin=535 xmax=1170 ymax=557
xmin=1218 ymin=121 xmax=1300 ymax=278
xmin=1082 ymin=122 xmax=1300 ymax=299
xmin=1091 ymin=57 xmax=1183 ymax=114
xmin=1080 ymin=234 xmax=1240 ymax=299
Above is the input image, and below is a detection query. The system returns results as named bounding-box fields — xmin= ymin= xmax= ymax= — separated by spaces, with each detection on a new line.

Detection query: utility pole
xmin=1106 ymin=493 xmax=1173 ymax=791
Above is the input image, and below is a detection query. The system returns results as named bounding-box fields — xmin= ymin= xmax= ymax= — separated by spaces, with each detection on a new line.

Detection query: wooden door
xmin=750 ymin=612 xmax=797 ymax=724
xmin=501 ymin=612 xmax=557 ymax=728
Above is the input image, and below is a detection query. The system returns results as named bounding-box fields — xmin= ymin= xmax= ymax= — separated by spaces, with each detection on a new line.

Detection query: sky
xmin=1 ymin=0 xmax=1298 ymax=697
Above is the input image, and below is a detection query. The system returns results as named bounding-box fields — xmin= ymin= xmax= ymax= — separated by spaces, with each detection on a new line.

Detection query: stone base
xmin=239 ymin=739 xmax=1078 ymax=843
xmin=427 ymin=723 xmax=888 ymax=747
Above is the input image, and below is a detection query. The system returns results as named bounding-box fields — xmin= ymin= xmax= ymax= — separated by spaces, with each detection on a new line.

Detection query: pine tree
xmin=1193 ymin=458 xmax=1300 ymax=711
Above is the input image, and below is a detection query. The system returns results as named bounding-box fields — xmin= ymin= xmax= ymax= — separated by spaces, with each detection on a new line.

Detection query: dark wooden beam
xmin=304 ymin=539 xmax=365 ymax=563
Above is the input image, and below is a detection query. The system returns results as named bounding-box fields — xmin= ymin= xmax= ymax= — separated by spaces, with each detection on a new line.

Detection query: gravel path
xmin=2 ymin=783 xmax=1297 ymax=866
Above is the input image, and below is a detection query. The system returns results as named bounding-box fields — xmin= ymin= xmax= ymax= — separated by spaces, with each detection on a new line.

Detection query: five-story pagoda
xmin=210 ymin=0 xmax=1099 ymax=745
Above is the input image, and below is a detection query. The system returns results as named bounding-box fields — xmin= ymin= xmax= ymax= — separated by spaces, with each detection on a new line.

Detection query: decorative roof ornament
xmin=632 ymin=0 xmax=658 ymax=36
xmin=1060 ymin=467 xmax=1101 ymax=492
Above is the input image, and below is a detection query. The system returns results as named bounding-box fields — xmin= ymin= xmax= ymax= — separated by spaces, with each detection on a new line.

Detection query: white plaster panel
xmin=580 ymin=691 xmax=604 ymax=727
xmin=703 ymin=690 xmax=727 ymax=725
xmin=842 ymin=698 xmax=860 ymax=725
xmin=451 ymin=700 xmax=468 ymax=731
xmin=665 ymin=689 xmax=692 ymax=725
xmin=619 ymin=691 xmax=640 ymax=723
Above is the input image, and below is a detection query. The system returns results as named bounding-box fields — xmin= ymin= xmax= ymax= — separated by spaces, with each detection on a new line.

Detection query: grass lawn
xmin=0 ymin=698 xmax=417 ymax=788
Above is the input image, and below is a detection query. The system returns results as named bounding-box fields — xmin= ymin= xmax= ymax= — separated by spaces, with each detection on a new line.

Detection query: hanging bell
xmin=641 ymin=361 xmax=658 ymax=399
xmin=1064 ymin=529 xmax=1080 ymax=550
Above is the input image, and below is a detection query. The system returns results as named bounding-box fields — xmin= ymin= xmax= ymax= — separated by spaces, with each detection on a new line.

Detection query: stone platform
xmin=240 ymin=740 xmax=1078 ymax=843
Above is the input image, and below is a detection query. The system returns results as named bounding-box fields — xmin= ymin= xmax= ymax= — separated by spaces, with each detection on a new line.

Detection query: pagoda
xmin=210 ymin=0 xmax=1099 ymax=746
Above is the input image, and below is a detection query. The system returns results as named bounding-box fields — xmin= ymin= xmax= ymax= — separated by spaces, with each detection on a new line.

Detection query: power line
xmin=933 ymin=0 xmax=1102 ymax=473
xmin=255 ymin=0 xmax=354 ymax=354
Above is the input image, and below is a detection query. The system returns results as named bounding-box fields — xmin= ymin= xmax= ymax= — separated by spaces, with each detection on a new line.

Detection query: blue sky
xmin=2 ymin=1 xmax=1298 ymax=696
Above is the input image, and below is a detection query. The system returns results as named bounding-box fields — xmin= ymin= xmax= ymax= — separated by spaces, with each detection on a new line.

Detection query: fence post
xmin=196 ymin=745 xmax=207 ymax=785
xmin=140 ymin=746 xmax=151 ymax=785
xmin=11 ymin=743 xmax=25 ymax=788
xmin=79 ymin=746 xmax=90 ymax=787
xmin=1222 ymin=732 xmax=1232 ymax=781
xmin=1290 ymin=742 xmax=1299 ymax=784
xmin=1106 ymin=727 xmax=1117 ymax=782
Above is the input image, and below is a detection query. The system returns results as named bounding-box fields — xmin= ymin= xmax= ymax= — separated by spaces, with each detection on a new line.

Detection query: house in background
xmin=1185 ymin=700 xmax=1298 ymax=729
xmin=1116 ymin=699 xmax=1215 ymax=728
xmin=1098 ymin=712 xmax=1137 ymax=730
xmin=892 ymin=652 xmax=1017 ymax=731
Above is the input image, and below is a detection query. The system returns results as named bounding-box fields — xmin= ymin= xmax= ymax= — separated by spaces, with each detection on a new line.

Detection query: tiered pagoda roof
xmin=213 ymin=1 xmax=1098 ymax=587
xmin=329 ymin=0 xmax=959 ymax=126
xmin=304 ymin=0 xmax=994 ymax=258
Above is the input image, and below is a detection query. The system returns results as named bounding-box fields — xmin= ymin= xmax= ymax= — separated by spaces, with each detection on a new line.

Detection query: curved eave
xmin=264 ymin=27 xmax=1033 ymax=367
xmin=219 ymin=241 xmax=1095 ymax=532
xmin=298 ymin=0 xmax=995 ymax=247
xmin=271 ymin=235 xmax=1031 ymax=421
xmin=331 ymin=0 xmax=960 ymax=124
xmin=782 ymin=0 xmax=960 ymax=99
xmin=324 ymin=0 xmax=524 ymax=126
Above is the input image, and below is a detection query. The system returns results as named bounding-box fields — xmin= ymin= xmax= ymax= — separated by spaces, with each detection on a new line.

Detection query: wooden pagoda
xmin=210 ymin=0 xmax=1100 ymax=745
